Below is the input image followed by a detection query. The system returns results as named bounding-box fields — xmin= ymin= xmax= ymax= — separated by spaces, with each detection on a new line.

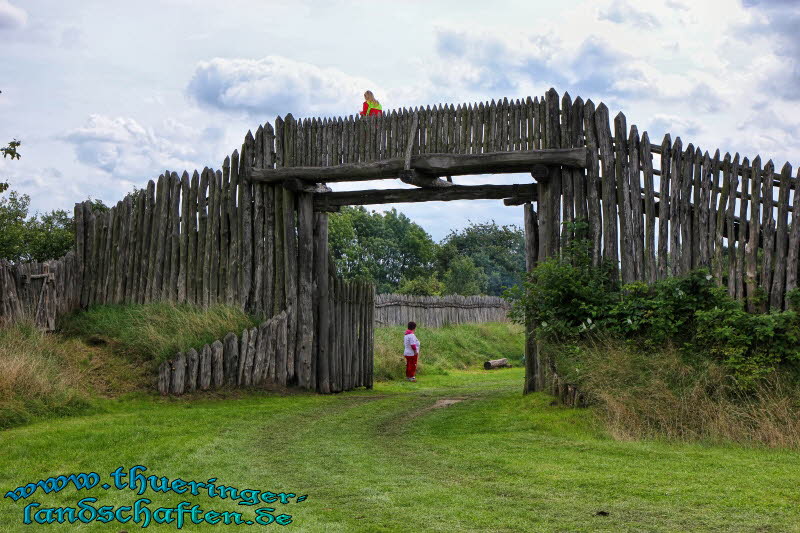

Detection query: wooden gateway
xmin=2 ymin=88 xmax=798 ymax=396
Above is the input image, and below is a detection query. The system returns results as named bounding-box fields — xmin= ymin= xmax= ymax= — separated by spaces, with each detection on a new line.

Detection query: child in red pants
xmin=403 ymin=321 xmax=420 ymax=382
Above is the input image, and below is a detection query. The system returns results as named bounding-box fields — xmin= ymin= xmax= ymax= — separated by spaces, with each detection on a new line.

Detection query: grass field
xmin=3 ymin=367 xmax=800 ymax=532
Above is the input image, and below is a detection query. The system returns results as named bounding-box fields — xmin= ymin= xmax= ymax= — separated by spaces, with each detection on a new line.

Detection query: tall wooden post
xmin=523 ymin=203 xmax=539 ymax=394
xmin=314 ymin=212 xmax=331 ymax=393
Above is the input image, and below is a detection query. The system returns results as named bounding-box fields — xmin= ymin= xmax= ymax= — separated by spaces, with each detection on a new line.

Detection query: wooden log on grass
xmin=170 ymin=352 xmax=186 ymax=395
xmin=484 ymin=358 xmax=512 ymax=370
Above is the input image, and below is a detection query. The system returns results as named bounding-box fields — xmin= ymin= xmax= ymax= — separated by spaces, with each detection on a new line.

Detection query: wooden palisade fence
xmin=1 ymin=87 xmax=797 ymax=396
xmin=374 ymin=294 xmax=510 ymax=327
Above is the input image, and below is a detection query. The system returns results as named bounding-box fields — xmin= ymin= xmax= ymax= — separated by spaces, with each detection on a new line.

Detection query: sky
xmin=2 ymin=0 xmax=798 ymax=241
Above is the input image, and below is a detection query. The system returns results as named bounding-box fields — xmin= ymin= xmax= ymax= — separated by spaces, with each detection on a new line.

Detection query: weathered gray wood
xmin=273 ymin=183 xmax=285 ymax=316
xmin=760 ymin=160 xmax=776 ymax=310
xmin=243 ymin=326 xmax=257 ymax=386
xmin=185 ymin=348 xmax=198 ymax=392
xmin=726 ymin=154 xmax=739 ymax=297
xmin=595 ymin=104 xmax=618 ymax=277
xmin=237 ymin=327 xmax=249 ymax=386
xmin=746 ymin=156 xmax=762 ymax=311
xmin=169 ymin=172 xmax=181 ymax=301
xmin=170 ymin=352 xmax=186 ymax=395
xmin=582 ymin=100 xmax=602 ymax=266
xmin=178 ymin=171 xmax=190 ymax=303
xmin=211 ymin=340 xmax=224 ymax=389
xmin=680 ymin=145 xmax=695 ymax=274
xmin=770 ymin=162 xmax=792 ymax=310
xmin=698 ymin=151 xmax=712 ymax=268
xmin=641 ymin=132 xmax=656 ymax=282
xmin=199 ymin=344 xmax=212 ymax=391
xmin=315 ymin=183 xmax=538 ymax=211
xmin=786 ymin=168 xmax=800 ymax=301
xmin=253 ymin=179 xmax=265 ymax=315
xmin=229 ymin=151 xmax=241 ymax=306
xmin=249 ymin=148 xmax=586 ymax=183
xmin=188 ymin=170 xmax=199 ymax=305
xmin=151 ymin=174 xmax=168 ymax=302
xmin=709 ymin=150 xmax=722 ymax=275
xmin=314 ymin=213 xmax=330 ymax=393
xmin=252 ymin=321 xmax=268 ymax=385
xmin=265 ymin=317 xmax=277 ymax=383
xmin=296 ymin=192 xmax=314 ymax=389
xmin=158 ymin=361 xmax=171 ymax=396
xmin=220 ymin=161 xmax=231 ymax=306
xmin=241 ymin=132 xmax=255 ymax=310
xmin=560 ymin=93 xmax=575 ymax=246
xmin=484 ymin=358 xmax=511 ymax=370
xmin=629 ymin=125 xmax=645 ymax=280
xmin=207 ymin=169 xmax=221 ymax=306
xmin=669 ymin=139 xmax=683 ymax=276
xmin=263 ymin=122 xmax=276 ymax=315
xmin=276 ymin=311 xmax=288 ymax=386
xmin=657 ymin=135 xmax=671 ymax=279
xmin=140 ymin=181 xmax=156 ymax=303
xmin=283 ymin=186 xmax=297 ymax=381
xmin=714 ymin=153 xmax=731 ymax=284
xmin=223 ymin=332 xmax=238 ymax=386
xmin=737 ymin=157 xmax=749 ymax=300
xmin=614 ymin=113 xmax=635 ymax=283
xmin=197 ymin=168 xmax=209 ymax=306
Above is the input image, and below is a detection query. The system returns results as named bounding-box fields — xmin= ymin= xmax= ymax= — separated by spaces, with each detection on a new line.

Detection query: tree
xmin=443 ymin=255 xmax=488 ymax=296
xmin=397 ymin=273 xmax=444 ymax=296
xmin=328 ymin=206 xmax=437 ymax=293
xmin=1 ymin=139 xmax=21 ymax=160
xmin=437 ymin=221 xmax=525 ymax=296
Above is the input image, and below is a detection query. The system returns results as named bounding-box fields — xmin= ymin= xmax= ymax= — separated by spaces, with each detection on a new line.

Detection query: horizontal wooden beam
xmin=250 ymin=149 xmax=586 ymax=184
xmin=314 ymin=183 xmax=538 ymax=211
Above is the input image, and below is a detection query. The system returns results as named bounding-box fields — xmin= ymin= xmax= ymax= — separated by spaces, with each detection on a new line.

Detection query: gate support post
xmin=523 ymin=203 xmax=540 ymax=394
xmin=313 ymin=212 xmax=331 ymax=393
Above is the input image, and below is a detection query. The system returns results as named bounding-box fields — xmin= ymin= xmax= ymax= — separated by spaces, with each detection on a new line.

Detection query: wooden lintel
xmin=314 ymin=183 xmax=538 ymax=211
xmin=250 ymin=148 xmax=586 ymax=184
xmin=399 ymin=169 xmax=453 ymax=188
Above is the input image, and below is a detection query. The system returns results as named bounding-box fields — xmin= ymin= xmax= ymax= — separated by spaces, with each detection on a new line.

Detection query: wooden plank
xmin=786 ymin=168 xmax=800 ymax=301
xmin=252 ymin=321 xmax=268 ymax=386
xmin=709 ymin=150 xmax=722 ymax=276
xmin=186 ymin=348 xmax=199 ymax=392
xmin=314 ymin=213 xmax=330 ymax=393
xmin=669 ymin=139 xmax=683 ymax=276
xmin=237 ymin=327 xmax=249 ymax=386
xmin=178 ymin=171 xmax=190 ymax=303
xmin=241 ymin=132 xmax=255 ymax=310
xmin=614 ymin=113 xmax=634 ymax=283
xmin=188 ymin=170 xmax=199 ymax=305
xmin=229 ymin=151 xmax=240 ymax=306
xmin=746 ymin=156 xmax=762 ymax=311
xmin=276 ymin=311 xmax=288 ymax=386
xmin=698 ymin=151 xmax=712 ymax=269
xmin=561 ymin=93 xmax=575 ymax=246
xmin=223 ymin=331 xmax=239 ymax=386
xmin=123 ymin=195 xmax=136 ymax=304
xmin=725 ymin=154 xmax=739 ymax=296
xmin=273 ymin=185 xmax=286 ymax=316
xmin=243 ymin=326 xmax=257 ymax=386
xmin=296 ymin=192 xmax=314 ymax=389
xmin=283 ymin=187 xmax=298 ymax=381
xmin=212 ymin=340 xmax=224 ymax=389
xmin=641 ymin=131 xmax=656 ymax=283
xmin=169 ymin=172 xmax=181 ymax=301
xmin=580 ymin=101 xmax=602 ymax=266
xmin=158 ymin=361 xmax=171 ymax=396
xmin=760 ymin=160 xmax=776 ymax=311
xmin=594 ymin=103 xmax=618 ymax=278
xmin=169 ymin=353 xmax=186 ymax=395
xmin=770 ymin=162 xmax=792 ymax=309
xmin=253 ymin=177 xmax=265 ymax=315
xmin=220 ymin=159 xmax=231 ymax=306
xmin=140 ymin=181 xmax=156 ymax=304
xmin=714 ymin=153 xmax=731 ymax=285
xmin=680 ymin=145 xmax=695 ymax=274
xmin=736 ymin=157 xmax=749 ymax=300
xmin=195 ymin=169 xmax=209 ymax=305
xmin=199 ymin=343 xmax=212 ymax=390
xmin=150 ymin=174 xmax=167 ymax=302
xmin=265 ymin=317 xmax=276 ymax=383
xmin=628 ymin=125 xmax=644 ymax=280
xmin=571 ymin=97 xmax=587 ymax=227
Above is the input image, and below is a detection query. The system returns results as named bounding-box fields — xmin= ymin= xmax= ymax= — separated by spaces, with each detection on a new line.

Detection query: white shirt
xmin=404 ymin=332 xmax=420 ymax=357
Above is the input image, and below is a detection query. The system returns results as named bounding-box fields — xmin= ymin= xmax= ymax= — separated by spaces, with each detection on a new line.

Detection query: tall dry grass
xmin=554 ymin=339 xmax=800 ymax=448
xmin=0 ymin=322 xmax=91 ymax=428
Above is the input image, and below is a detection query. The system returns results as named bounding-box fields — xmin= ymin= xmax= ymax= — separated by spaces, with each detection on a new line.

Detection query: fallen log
xmin=484 ymin=358 xmax=512 ymax=370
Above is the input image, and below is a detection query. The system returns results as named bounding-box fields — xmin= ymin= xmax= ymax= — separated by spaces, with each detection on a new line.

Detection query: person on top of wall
xmin=360 ymin=90 xmax=383 ymax=117
xmin=403 ymin=321 xmax=420 ymax=382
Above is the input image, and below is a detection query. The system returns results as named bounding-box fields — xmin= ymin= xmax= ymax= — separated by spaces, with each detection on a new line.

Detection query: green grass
xmin=59 ymin=302 xmax=259 ymax=364
xmin=2 ymin=369 xmax=799 ymax=532
xmin=374 ymin=322 xmax=524 ymax=380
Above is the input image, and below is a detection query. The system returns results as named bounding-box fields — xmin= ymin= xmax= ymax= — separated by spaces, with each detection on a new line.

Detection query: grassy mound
xmin=59 ymin=302 xmax=258 ymax=364
xmin=0 ymin=303 xmax=258 ymax=429
xmin=373 ymin=322 xmax=524 ymax=381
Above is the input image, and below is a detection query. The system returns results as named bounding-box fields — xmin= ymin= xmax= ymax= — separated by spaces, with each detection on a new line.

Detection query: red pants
xmin=405 ymin=355 xmax=418 ymax=378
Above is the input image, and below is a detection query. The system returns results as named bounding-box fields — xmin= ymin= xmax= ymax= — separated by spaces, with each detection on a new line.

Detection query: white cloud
xmin=187 ymin=56 xmax=380 ymax=118
xmin=61 ymin=115 xmax=223 ymax=179
xmin=0 ymin=0 xmax=26 ymax=30
xmin=599 ymin=0 xmax=661 ymax=29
